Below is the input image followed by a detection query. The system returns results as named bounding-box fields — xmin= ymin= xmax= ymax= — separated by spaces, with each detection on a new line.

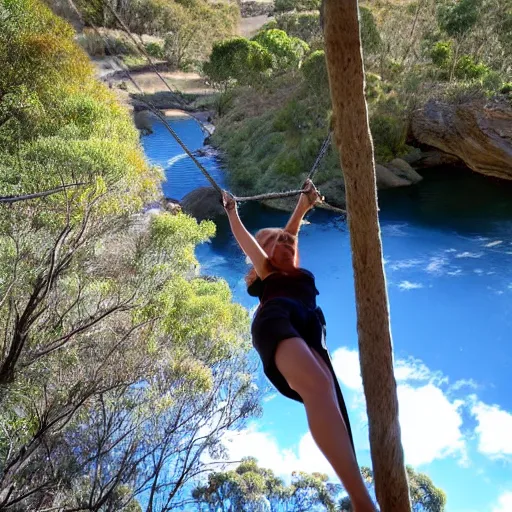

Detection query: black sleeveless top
xmin=247 ymin=269 xmax=319 ymax=309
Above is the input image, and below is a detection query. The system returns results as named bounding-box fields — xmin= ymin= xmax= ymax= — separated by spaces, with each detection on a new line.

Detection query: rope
xmin=234 ymin=189 xmax=306 ymax=202
xmin=307 ymin=132 xmax=332 ymax=181
xmin=317 ymin=202 xmax=346 ymax=215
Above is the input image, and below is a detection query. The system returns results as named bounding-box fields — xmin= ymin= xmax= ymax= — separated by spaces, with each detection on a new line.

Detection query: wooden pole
xmin=322 ymin=1 xmax=411 ymax=510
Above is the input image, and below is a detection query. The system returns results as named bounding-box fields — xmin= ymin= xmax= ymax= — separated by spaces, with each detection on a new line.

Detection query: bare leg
xmin=310 ymin=348 xmax=349 ymax=422
xmin=275 ymin=337 xmax=376 ymax=512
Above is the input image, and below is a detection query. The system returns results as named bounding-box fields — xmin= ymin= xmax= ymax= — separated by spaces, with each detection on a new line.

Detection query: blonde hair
xmin=245 ymin=228 xmax=299 ymax=286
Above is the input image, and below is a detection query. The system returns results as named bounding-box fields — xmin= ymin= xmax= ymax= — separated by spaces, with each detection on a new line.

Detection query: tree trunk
xmin=322 ymin=1 xmax=411 ymax=511
xmin=449 ymin=41 xmax=460 ymax=82
xmin=401 ymin=0 xmax=424 ymax=65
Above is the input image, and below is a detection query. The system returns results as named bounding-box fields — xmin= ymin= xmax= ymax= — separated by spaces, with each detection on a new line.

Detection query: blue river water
xmin=143 ymin=116 xmax=512 ymax=511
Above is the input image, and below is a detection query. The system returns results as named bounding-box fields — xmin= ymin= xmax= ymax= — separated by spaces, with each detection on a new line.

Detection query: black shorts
xmin=251 ymin=297 xmax=355 ymax=450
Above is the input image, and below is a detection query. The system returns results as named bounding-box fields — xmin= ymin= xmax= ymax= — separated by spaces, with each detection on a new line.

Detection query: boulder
xmin=411 ymin=98 xmax=512 ymax=180
xmin=194 ymin=148 xmax=208 ymax=157
xmin=133 ymin=110 xmax=155 ymax=135
xmin=181 ymin=187 xmax=224 ymax=221
xmin=413 ymin=150 xmax=465 ymax=169
xmin=388 ymin=158 xmax=423 ymax=184
xmin=161 ymin=198 xmax=181 ymax=215
xmin=375 ymin=164 xmax=411 ymax=189
xmin=401 ymin=148 xmax=423 ymax=165
xmin=194 ymin=146 xmax=219 ymax=158
xmin=318 ymin=178 xmax=346 ymax=208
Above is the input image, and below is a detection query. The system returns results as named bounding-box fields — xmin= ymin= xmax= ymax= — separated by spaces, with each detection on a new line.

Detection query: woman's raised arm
xmin=222 ymin=191 xmax=271 ymax=280
xmin=284 ymin=179 xmax=323 ymax=237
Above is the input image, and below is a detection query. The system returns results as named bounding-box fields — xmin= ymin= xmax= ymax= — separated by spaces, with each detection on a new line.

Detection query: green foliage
xmin=455 ymin=55 xmax=491 ymax=80
xmin=193 ymin=458 xmax=340 ymax=511
xmin=273 ymin=150 xmax=303 ymax=176
xmin=301 ymin=50 xmax=329 ymax=93
xmin=0 ymin=0 xmax=260 ymax=510
xmin=406 ymin=466 xmax=447 ymax=512
xmin=481 ymin=71 xmax=505 ymax=93
xmin=272 ymin=8 xmax=380 ymax=53
xmin=0 ymin=0 xmax=91 ymax=100
xmin=360 ymin=6 xmax=382 ymax=55
xmin=370 ymin=112 xmax=408 ymax=163
xmin=370 ymin=0 xmax=508 ymax=92
xmin=211 ymin=74 xmax=338 ymax=202
xmin=252 ymin=29 xmax=310 ymax=69
xmin=273 ymin=12 xmax=323 ymax=46
xmin=365 ymin=72 xmax=387 ymax=101
xmin=203 ymin=38 xmax=273 ymax=89
xmin=501 ymin=82 xmax=512 ymax=95
xmin=144 ymin=41 xmax=165 ymax=59
xmin=204 ymin=29 xmax=309 ymax=90
xmin=274 ymin=0 xmax=321 ymax=14
xmin=76 ymin=0 xmax=239 ymax=69
xmin=161 ymin=0 xmax=239 ymax=69
xmin=437 ymin=0 xmax=483 ymax=38
xmin=430 ymin=41 xmax=453 ymax=69
xmin=194 ymin=459 xmax=447 ymax=512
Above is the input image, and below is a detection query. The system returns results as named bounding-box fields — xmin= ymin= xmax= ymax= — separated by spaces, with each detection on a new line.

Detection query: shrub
xmin=481 ymin=71 xmax=504 ymax=93
xmin=301 ymin=50 xmax=329 ymax=93
xmin=501 ymin=82 xmax=512 ymax=95
xmin=437 ymin=0 xmax=482 ymax=38
xmin=274 ymin=0 xmax=321 ymax=13
xmin=76 ymin=29 xmax=106 ymax=56
xmin=252 ymin=29 xmax=309 ymax=69
xmin=272 ymin=99 xmax=309 ymax=133
xmin=145 ymin=41 xmax=165 ymax=59
xmin=455 ymin=55 xmax=490 ymax=80
xmin=370 ymin=113 xmax=407 ymax=163
xmin=365 ymin=72 xmax=385 ymax=101
xmin=430 ymin=41 xmax=453 ymax=69
xmin=272 ymin=150 xmax=303 ymax=176
xmin=273 ymin=12 xmax=322 ymax=45
xmin=360 ymin=6 xmax=382 ymax=55
xmin=203 ymin=38 xmax=273 ymax=89
xmin=443 ymin=81 xmax=487 ymax=104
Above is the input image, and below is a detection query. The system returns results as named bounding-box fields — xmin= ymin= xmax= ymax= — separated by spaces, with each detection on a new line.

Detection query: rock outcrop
xmin=388 ymin=158 xmax=423 ymax=184
xmin=318 ymin=178 xmax=346 ymax=208
xmin=411 ymin=98 xmax=512 ymax=180
xmin=161 ymin=198 xmax=181 ymax=215
xmin=412 ymin=150 xmax=465 ymax=169
xmin=180 ymin=187 xmax=224 ymax=221
xmin=375 ymin=164 xmax=411 ymax=189
xmin=134 ymin=110 xmax=155 ymax=135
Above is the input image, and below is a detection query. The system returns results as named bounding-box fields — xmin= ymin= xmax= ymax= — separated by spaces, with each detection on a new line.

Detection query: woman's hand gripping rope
xmin=221 ymin=190 xmax=237 ymax=214
xmin=302 ymin=179 xmax=324 ymax=208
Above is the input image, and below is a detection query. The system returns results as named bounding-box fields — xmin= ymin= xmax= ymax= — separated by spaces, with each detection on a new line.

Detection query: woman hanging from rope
xmin=222 ymin=180 xmax=377 ymax=512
